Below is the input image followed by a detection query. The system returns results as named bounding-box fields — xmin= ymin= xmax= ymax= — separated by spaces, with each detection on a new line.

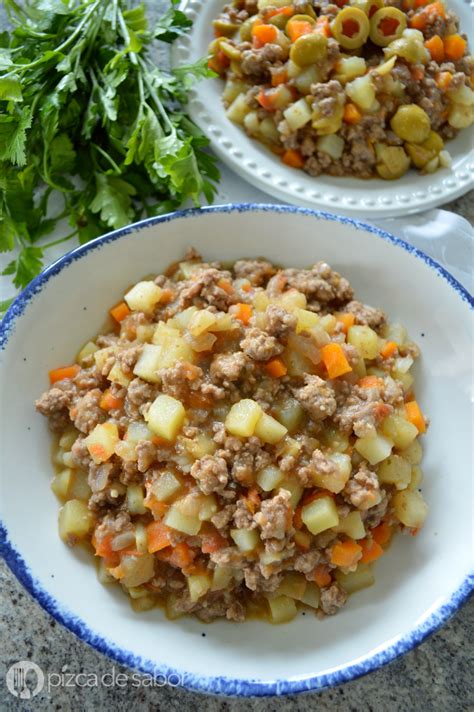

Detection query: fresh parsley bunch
xmin=0 ymin=0 xmax=219 ymax=311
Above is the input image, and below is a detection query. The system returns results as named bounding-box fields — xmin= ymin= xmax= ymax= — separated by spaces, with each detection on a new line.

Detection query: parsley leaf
xmin=90 ymin=173 xmax=137 ymax=229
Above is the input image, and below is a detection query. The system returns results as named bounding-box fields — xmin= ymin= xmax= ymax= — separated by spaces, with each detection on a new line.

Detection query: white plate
xmin=0 ymin=205 xmax=472 ymax=696
xmin=173 ymin=0 xmax=474 ymax=218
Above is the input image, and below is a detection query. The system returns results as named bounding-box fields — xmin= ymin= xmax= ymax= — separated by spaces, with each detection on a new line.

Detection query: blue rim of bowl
xmin=0 ymin=203 xmax=473 ymax=696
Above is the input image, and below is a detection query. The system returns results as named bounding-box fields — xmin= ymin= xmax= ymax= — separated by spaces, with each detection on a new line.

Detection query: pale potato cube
xmin=198 ymin=495 xmax=219 ymax=522
xmin=273 ymin=399 xmax=305 ymax=434
xmin=394 ymin=370 xmax=414 ymax=393
xmin=146 ymin=394 xmax=185 ymax=442
xmin=393 ymin=489 xmax=428 ymax=528
xmin=59 ymin=429 xmax=78 ymax=451
xmin=120 ymin=553 xmax=155 ymax=588
xmin=94 ymin=347 xmax=113 ymax=372
xmin=188 ymin=573 xmax=212 ymax=603
xmin=408 ymin=465 xmax=423 ymax=491
xmin=136 ymin=324 xmax=156 ymax=343
xmin=107 ymin=360 xmax=130 ymax=387
xmin=125 ymin=421 xmax=153 ymax=443
xmin=133 ymin=344 xmax=162 ymax=384
xmin=378 ymin=454 xmax=411 ymax=489
xmin=335 ymin=56 xmax=366 ymax=81
xmin=295 ymin=308 xmax=320 ymax=334
xmin=355 ymin=434 xmax=393 ymax=465
xmin=182 ymin=433 xmax=217 ymax=459
xmin=188 ymin=309 xmax=217 ymax=336
xmin=62 ymin=451 xmax=75 ymax=468
xmin=253 ymin=291 xmax=270 ymax=312
xmin=223 ymin=78 xmax=248 ymax=104
xmin=165 ymin=593 xmax=184 ymax=620
xmin=300 ymin=582 xmax=320 ymax=609
xmin=267 ymin=595 xmax=298 ymax=624
xmin=319 ymin=314 xmax=337 ymax=334
xmin=346 ymin=75 xmax=376 ymax=110
xmin=283 ymin=98 xmax=313 ymax=131
xmin=131 ymin=595 xmax=157 ymax=613
xmin=69 ymin=470 xmax=91 ymax=501
xmin=97 ymin=558 xmax=115 ymax=584
xmin=399 ymin=439 xmax=423 ymax=465
xmin=226 ymin=92 xmax=251 ymax=124
xmin=58 ymin=499 xmax=94 ymax=545
xmin=135 ymin=522 xmax=148 ymax=553
xmin=124 ymin=281 xmax=162 ymax=314
xmin=77 ymin=341 xmax=98 ymax=366
xmin=256 ymin=465 xmax=284 ymax=492
xmin=283 ymin=348 xmax=312 ymax=378
xmin=276 ymin=289 xmax=307 ymax=312
xmin=334 ymin=511 xmax=365 ymax=539
xmin=381 ymin=414 xmax=418 ymax=449
xmin=276 ymin=435 xmax=302 ymax=459
xmin=254 ymin=412 xmax=288 ymax=444
xmin=127 ymin=484 xmax=146 ymax=514
xmin=280 ymin=479 xmax=304 ymax=508
xmin=384 ymin=322 xmax=407 ymax=344
xmin=51 ymin=469 xmax=73 ymax=500
xmin=225 ymin=399 xmax=263 ymax=438
xmin=311 ymin=455 xmax=351 ymax=494
xmin=211 ymin=312 xmax=235 ymax=332
xmin=348 ymin=325 xmax=379 ymax=360
xmin=230 ymin=528 xmax=260 ymax=552
xmin=302 ymin=497 xmax=339 ymax=536
xmin=335 ymin=563 xmax=374 ymax=593
xmin=276 ymin=573 xmax=307 ymax=601
xmin=165 ymin=504 xmax=201 ymax=535
xmin=172 ymin=306 xmax=198 ymax=331
xmin=393 ymin=355 xmax=414 ymax=374
xmin=211 ymin=565 xmax=234 ymax=591
xmin=85 ymin=423 xmax=119 ymax=464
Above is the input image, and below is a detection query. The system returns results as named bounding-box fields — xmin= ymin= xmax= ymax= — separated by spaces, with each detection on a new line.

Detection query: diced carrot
xmin=266 ymin=5 xmax=294 ymax=19
xmin=293 ymin=506 xmax=303 ymax=530
xmin=49 ymin=364 xmax=80 ymax=384
xmin=146 ymin=521 xmax=172 ymax=553
xmin=257 ymin=88 xmax=278 ymax=112
xmin=314 ymin=15 xmax=331 ymax=36
xmin=358 ymin=375 xmax=384 ymax=389
xmin=321 ymin=342 xmax=352 ymax=379
xmin=359 ymin=538 xmax=384 ymax=563
xmin=444 ymin=34 xmax=466 ymax=61
xmin=159 ymin=288 xmax=175 ymax=304
xmin=343 ymin=102 xmax=362 ymax=124
xmin=287 ymin=19 xmax=314 ymax=42
xmin=186 ymin=392 xmax=214 ymax=410
xmin=335 ymin=312 xmax=355 ymax=333
xmin=271 ymin=67 xmax=289 ymax=87
xmin=169 ymin=542 xmax=195 ymax=569
xmin=409 ymin=12 xmax=427 ymax=29
xmin=234 ymin=302 xmax=253 ymax=325
xmin=241 ymin=282 xmax=252 ymax=293
xmin=217 ymin=50 xmax=230 ymax=68
xmin=252 ymin=22 xmax=278 ymax=48
xmin=217 ymin=278 xmax=234 ymax=295
xmin=374 ymin=403 xmax=392 ymax=420
xmin=93 ymin=534 xmax=120 ymax=567
xmin=414 ymin=0 xmax=430 ymax=6
xmin=282 ymin=148 xmax=305 ymax=168
xmin=201 ymin=529 xmax=229 ymax=554
xmin=330 ymin=539 xmax=362 ymax=567
xmin=99 ymin=389 xmax=124 ymax=411
xmin=411 ymin=66 xmax=425 ymax=82
xmin=405 ymin=400 xmax=427 ymax=433
xmin=294 ymin=529 xmax=312 ymax=550
xmin=145 ymin=496 xmax=170 ymax=518
xmin=110 ymin=301 xmax=131 ymax=323
xmin=380 ymin=340 xmax=398 ymax=359
xmin=244 ymin=486 xmax=261 ymax=514
xmin=435 ymin=71 xmax=453 ymax=89
xmin=425 ymin=35 xmax=445 ymax=62
xmin=410 ymin=1 xmax=446 ymax=29
xmin=88 ymin=443 xmax=109 ymax=461
xmin=313 ymin=564 xmax=332 ymax=587
xmin=264 ymin=357 xmax=288 ymax=378
xmin=371 ymin=521 xmax=393 ymax=547
xmin=208 ymin=56 xmax=223 ymax=74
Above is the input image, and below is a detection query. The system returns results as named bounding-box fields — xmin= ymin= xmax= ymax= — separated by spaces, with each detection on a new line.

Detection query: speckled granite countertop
xmin=0 ymin=0 xmax=473 ymax=705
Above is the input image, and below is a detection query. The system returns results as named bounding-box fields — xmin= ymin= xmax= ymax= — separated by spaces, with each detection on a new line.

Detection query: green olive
xmin=390 ymin=104 xmax=431 ymax=143
xmin=290 ymin=33 xmax=328 ymax=66
xmin=351 ymin=0 xmax=383 ymax=16
xmin=405 ymin=131 xmax=444 ymax=167
xmin=239 ymin=17 xmax=254 ymax=42
xmin=376 ymin=146 xmax=410 ymax=179
xmin=369 ymin=8 xmax=407 ymax=47
xmin=212 ymin=19 xmax=240 ymax=38
xmin=285 ymin=13 xmax=317 ymax=38
xmin=331 ymin=8 xmax=370 ymax=50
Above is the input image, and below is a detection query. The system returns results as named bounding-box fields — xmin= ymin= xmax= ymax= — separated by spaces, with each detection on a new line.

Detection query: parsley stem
xmin=42 ymin=230 xmax=79 ymax=250
xmin=91 ymin=143 xmax=122 ymax=174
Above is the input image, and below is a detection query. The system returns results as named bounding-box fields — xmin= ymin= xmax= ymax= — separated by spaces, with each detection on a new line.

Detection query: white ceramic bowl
xmin=173 ymin=0 xmax=474 ymax=218
xmin=0 ymin=205 xmax=472 ymax=696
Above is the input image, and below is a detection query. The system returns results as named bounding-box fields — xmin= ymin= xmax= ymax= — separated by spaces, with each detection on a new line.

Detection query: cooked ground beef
xmin=37 ymin=251 xmax=427 ymax=623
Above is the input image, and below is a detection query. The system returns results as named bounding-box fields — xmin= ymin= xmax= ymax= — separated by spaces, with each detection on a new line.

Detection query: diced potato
xmin=276 ymin=289 xmax=307 ymax=312
xmin=133 ymin=344 xmax=162 ymax=383
xmin=393 ymin=489 xmax=428 ymax=527
xmin=135 ymin=522 xmax=148 ymax=553
xmin=378 ymin=454 xmax=411 ymax=489
xmin=381 ymin=414 xmax=418 ymax=449
xmin=69 ymin=470 xmax=91 ymax=501
xmin=295 ymin=308 xmax=320 ymax=334
xmin=165 ymin=593 xmax=185 ymax=620
xmin=312 ymin=453 xmax=351 ymax=494
xmin=107 ymin=360 xmax=130 ymax=387
xmin=226 ymin=92 xmax=251 ymax=124
xmin=77 ymin=341 xmax=98 ymax=366
xmin=259 ymin=117 xmax=280 ymax=143
xmin=267 ymin=595 xmax=298 ymax=623
xmin=172 ymin=306 xmax=198 ymax=331
xmin=58 ymin=499 xmax=94 ymax=544
xmin=225 ymin=399 xmax=263 ymax=438
xmin=94 ymin=347 xmax=113 ymax=372
xmin=230 ymin=528 xmax=260 ymax=552
xmin=182 ymin=433 xmax=217 ymax=459
xmin=334 ymin=510 xmax=365 ymax=539
xmin=276 ymin=435 xmax=302 ymax=459
xmin=282 ymin=348 xmax=312 ymax=378
xmin=212 ymin=312 xmax=235 ymax=332
xmin=120 ymin=553 xmax=155 ymax=588
xmin=393 ymin=355 xmax=414 ymax=374
xmin=124 ymin=281 xmax=162 ymax=314
xmin=348 ymin=325 xmax=379 ymax=360
xmin=302 ymin=497 xmax=339 ymax=536
xmin=300 ymin=582 xmax=320 ymax=609
xmin=253 ymin=291 xmax=270 ymax=312
xmin=346 ymin=74 xmax=376 ymax=110
xmin=97 ymin=558 xmax=115 ymax=584
xmin=165 ymin=503 xmax=201 ymax=535
xmin=198 ymin=494 xmax=219 ymax=522
xmin=393 ymin=370 xmax=414 ymax=393
xmin=223 ymin=78 xmax=249 ymax=104
xmin=355 ymin=434 xmax=393 ymax=465
xmin=178 ymin=261 xmax=201 ymax=279
xmin=254 ymin=412 xmax=288 ymax=444
xmin=256 ymin=465 xmax=284 ymax=492
xmin=321 ymin=427 xmax=349 ymax=454
xmin=125 ymin=421 xmax=153 ymax=443
xmin=211 ymin=565 xmax=234 ymax=591
xmin=335 ymin=56 xmax=367 ymax=81
xmin=400 ymin=439 xmax=423 ymax=465
xmin=276 ymin=573 xmax=307 ymax=601
xmin=448 ymin=103 xmax=474 ymax=130
xmin=335 ymin=563 xmax=374 ymax=593
xmin=408 ymin=465 xmax=423 ymax=491
xmin=136 ymin=324 xmax=156 ymax=343
xmin=188 ymin=309 xmax=217 ymax=336
xmin=283 ymin=98 xmax=313 ymax=131
xmin=384 ymin=322 xmax=407 ymax=344
xmin=51 ymin=468 xmax=73 ymax=500
xmin=293 ymin=65 xmax=321 ymax=94
xmin=188 ymin=573 xmax=212 ymax=603
xmin=130 ymin=595 xmax=156 ymax=613
xmin=85 ymin=423 xmax=119 ymax=464
xmin=146 ymin=394 xmax=185 ymax=442
xmin=279 ymin=478 xmax=304 ymax=508
xmin=59 ymin=428 xmax=78 ymax=451
xmin=62 ymin=451 xmax=75 ymax=468
xmin=317 ymin=134 xmax=345 ymax=160
xmin=127 ymin=484 xmax=146 ymax=514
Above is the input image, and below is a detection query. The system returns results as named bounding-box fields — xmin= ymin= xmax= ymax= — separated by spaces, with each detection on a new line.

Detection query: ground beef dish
xmin=210 ymin=0 xmax=473 ymax=180
xmin=37 ymin=251 xmax=428 ymax=623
